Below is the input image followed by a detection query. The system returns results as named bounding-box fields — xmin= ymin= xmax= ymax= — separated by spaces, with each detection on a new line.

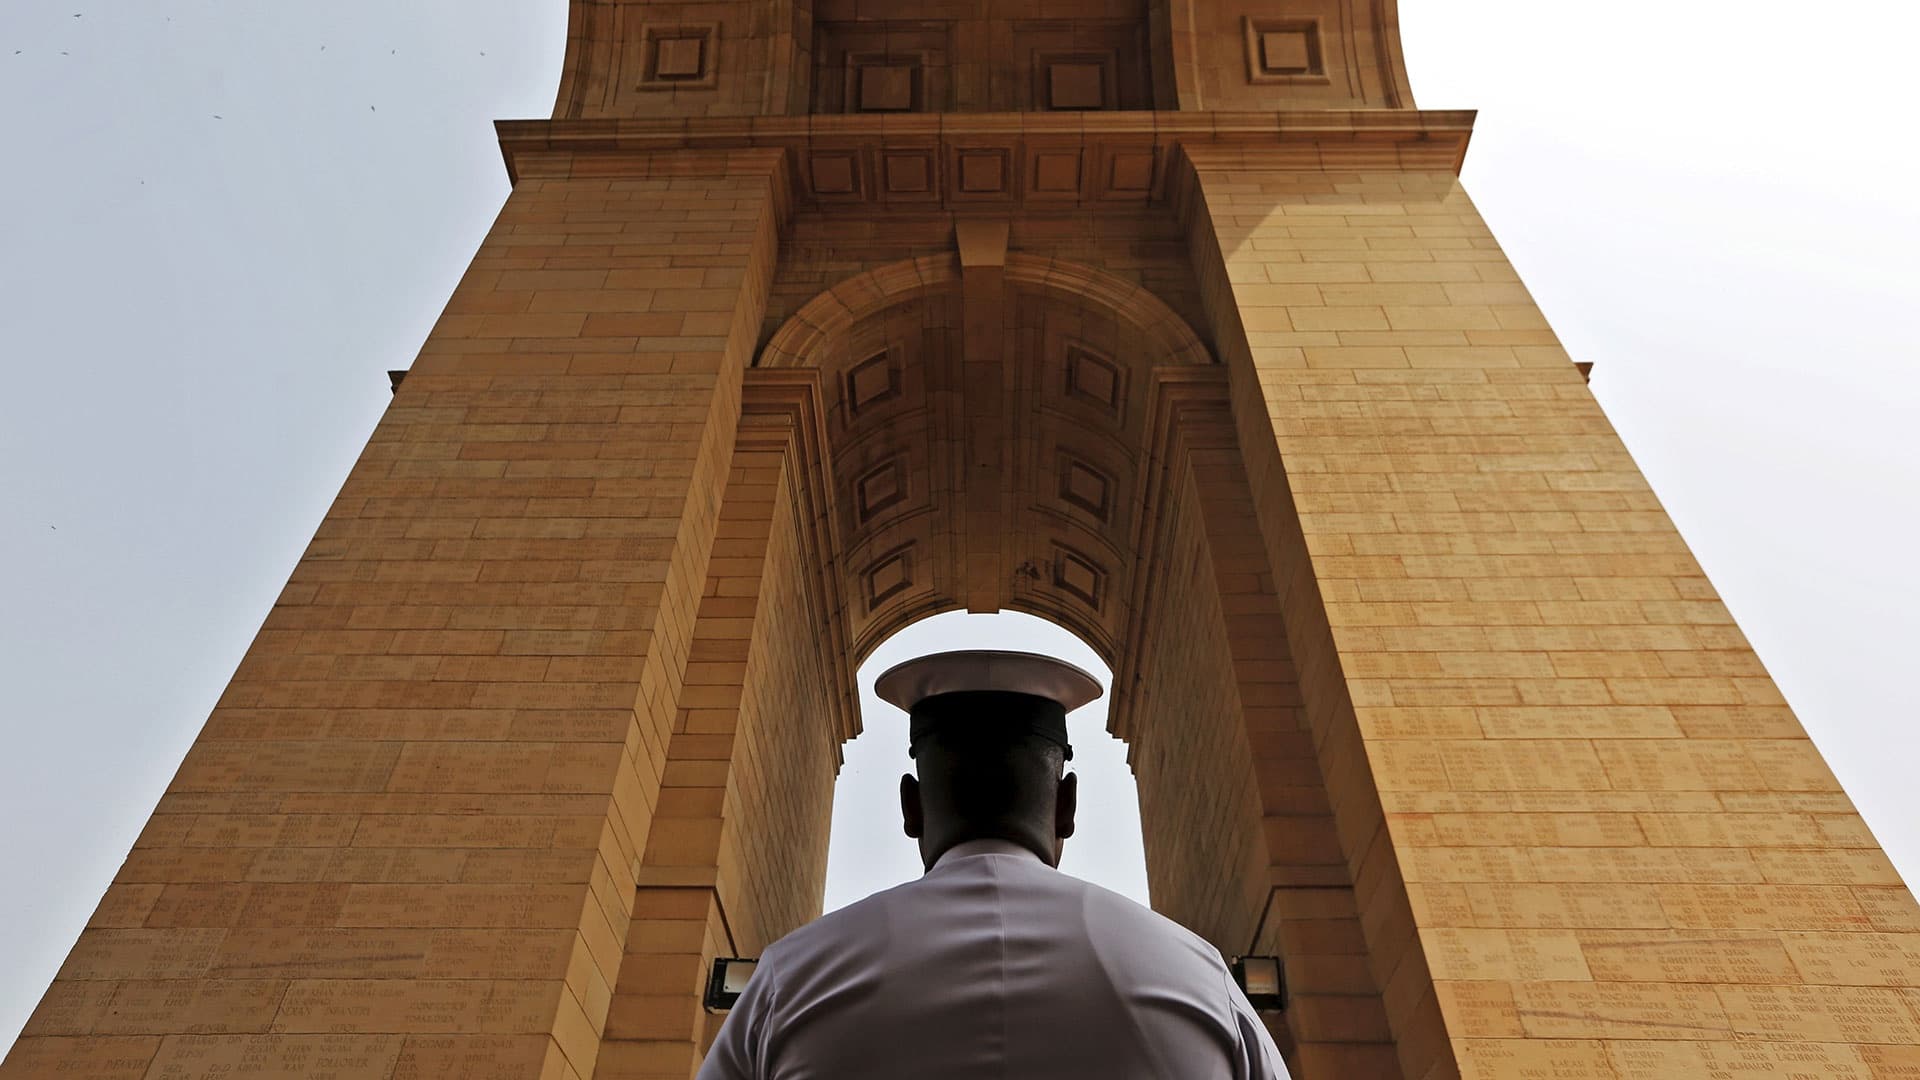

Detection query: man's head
xmin=874 ymin=651 xmax=1102 ymax=869
xmin=900 ymin=722 xmax=1077 ymax=868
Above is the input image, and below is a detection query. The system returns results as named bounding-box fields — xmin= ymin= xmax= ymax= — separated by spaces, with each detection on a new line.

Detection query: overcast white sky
xmin=2 ymin=0 xmax=1917 ymax=1051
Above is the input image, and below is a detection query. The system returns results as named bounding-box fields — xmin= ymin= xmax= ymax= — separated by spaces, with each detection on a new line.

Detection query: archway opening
xmin=822 ymin=610 xmax=1148 ymax=911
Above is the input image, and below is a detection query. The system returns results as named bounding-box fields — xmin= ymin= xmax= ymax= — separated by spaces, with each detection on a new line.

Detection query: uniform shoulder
xmin=757 ymin=877 xmax=911 ymax=968
xmin=1061 ymin=871 xmax=1231 ymax=970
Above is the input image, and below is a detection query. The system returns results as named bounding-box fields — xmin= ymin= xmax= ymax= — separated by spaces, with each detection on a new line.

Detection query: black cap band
xmin=908 ymin=691 xmax=1073 ymax=761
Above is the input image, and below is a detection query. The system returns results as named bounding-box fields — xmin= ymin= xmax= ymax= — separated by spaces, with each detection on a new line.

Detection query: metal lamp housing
xmin=705 ymin=957 xmax=759 ymax=1012
xmin=1230 ymin=955 xmax=1288 ymax=1012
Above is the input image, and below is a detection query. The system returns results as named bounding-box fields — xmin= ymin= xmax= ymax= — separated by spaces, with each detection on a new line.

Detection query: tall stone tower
xmin=8 ymin=1 xmax=1919 ymax=1077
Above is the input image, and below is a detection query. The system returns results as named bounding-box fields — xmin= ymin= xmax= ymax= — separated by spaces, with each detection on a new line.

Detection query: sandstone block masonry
xmin=7 ymin=2 xmax=1916 ymax=1077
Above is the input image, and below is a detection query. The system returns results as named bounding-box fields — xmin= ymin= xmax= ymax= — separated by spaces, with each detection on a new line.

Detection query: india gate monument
xmin=7 ymin=0 xmax=1919 ymax=1076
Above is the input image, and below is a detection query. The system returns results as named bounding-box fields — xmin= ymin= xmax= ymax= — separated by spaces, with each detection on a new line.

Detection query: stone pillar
xmin=1184 ymin=154 xmax=1920 ymax=1079
xmin=1 ymin=150 xmax=787 ymax=1080
xmin=1125 ymin=371 xmax=1410 ymax=1077
xmin=597 ymin=375 xmax=849 ymax=1080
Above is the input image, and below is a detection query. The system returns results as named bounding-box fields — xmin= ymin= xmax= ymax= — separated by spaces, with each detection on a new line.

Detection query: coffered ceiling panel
xmin=759 ymin=252 xmax=1214 ymax=664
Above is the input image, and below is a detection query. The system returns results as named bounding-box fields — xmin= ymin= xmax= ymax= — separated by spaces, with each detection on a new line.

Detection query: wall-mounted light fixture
xmin=1230 ymin=956 xmax=1287 ymax=1011
xmin=705 ymin=958 xmax=759 ymax=1012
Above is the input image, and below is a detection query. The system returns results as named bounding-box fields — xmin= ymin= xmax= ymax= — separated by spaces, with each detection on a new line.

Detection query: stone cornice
xmin=496 ymin=109 xmax=1477 ymax=204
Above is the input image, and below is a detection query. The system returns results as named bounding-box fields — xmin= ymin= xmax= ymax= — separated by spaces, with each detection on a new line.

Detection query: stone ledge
xmin=494 ymin=109 xmax=1478 ymax=201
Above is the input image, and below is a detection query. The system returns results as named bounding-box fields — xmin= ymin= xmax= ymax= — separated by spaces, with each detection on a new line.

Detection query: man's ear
xmin=900 ymin=773 xmax=924 ymax=839
xmin=1055 ymin=772 xmax=1078 ymax=840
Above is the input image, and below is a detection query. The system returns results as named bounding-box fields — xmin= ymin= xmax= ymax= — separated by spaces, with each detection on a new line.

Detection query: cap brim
xmin=874 ymin=650 xmax=1104 ymax=715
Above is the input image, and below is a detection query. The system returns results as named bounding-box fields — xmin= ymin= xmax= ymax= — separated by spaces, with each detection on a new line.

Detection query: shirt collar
xmin=931 ymin=838 xmax=1047 ymax=870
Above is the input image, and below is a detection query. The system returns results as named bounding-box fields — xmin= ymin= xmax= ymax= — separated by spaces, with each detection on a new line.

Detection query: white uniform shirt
xmin=697 ymin=839 xmax=1290 ymax=1079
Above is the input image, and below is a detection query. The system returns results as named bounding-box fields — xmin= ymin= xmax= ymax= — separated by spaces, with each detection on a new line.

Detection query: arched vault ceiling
xmin=759 ymin=254 xmax=1215 ymax=666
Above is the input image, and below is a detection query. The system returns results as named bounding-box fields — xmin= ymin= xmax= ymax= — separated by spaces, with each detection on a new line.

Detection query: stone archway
xmin=589 ymin=247 xmax=1411 ymax=1077
xmin=11 ymin=2 xmax=1917 ymax=1074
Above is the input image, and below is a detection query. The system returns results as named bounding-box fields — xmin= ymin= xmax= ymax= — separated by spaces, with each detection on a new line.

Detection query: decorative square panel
xmin=845 ymin=350 xmax=901 ymax=414
xmin=1046 ymin=60 xmax=1107 ymax=110
xmin=955 ymin=149 xmax=1009 ymax=195
xmin=1013 ymin=21 xmax=1149 ymax=111
xmin=1050 ymin=544 xmax=1107 ymax=610
xmin=1243 ymin=17 xmax=1326 ymax=83
xmin=638 ymin=23 xmax=720 ymax=90
xmin=1104 ymin=150 xmax=1156 ymax=195
xmin=1030 ymin=150 xmax=1083 ymax=196
xmin=1261 ymin=30 xmax=1312 ymax=72
xmin=814 ymin=22 xmax=950 ymax=113
xmin=808 ymin=152 xmax=862 ymax=198
xmin=855 ymin=59 xmax=920 ymax=112
xmin=655 ymin=37 xmax=704 ymax=79
xmin=863 ymin=544 xmax=916 ymax=610
xmin=1063 ymin=343 xmax=1125 ymax=418
xmin=854 ymin=458 xmax=909 ymax=525
xmin=881 ymin=150 xmax=936 ymax=198
xmin=1057 ymin=454 xmax=1113 ymax=523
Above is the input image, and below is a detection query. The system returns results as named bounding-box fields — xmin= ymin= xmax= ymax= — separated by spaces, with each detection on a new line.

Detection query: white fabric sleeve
xmin=695 ymin=961 xmax=777 ymax=1080
xmin=1226 ymin=970 xmax=1291 ymax=1080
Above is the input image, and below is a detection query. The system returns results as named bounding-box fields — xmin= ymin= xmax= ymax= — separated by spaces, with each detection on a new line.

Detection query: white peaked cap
xmin=873 ymin=650 xmax=1104 ymax=713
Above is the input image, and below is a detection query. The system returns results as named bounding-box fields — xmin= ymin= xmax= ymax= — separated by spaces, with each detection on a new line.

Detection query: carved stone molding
xmin=758 ymin=252 xmax=1213 ymax=370
xmin=495 ymin=110 xmax=1478 ymax=193
xmin=1108 ymin=366 xmax=1233 ymax=741
xmin=740 ymin=368 xmax=860 ymax=744
xmin=636 ymin=23 xmax=721 ymax=91
xmin=1241 ymin=16 xmax=1328 ymax=85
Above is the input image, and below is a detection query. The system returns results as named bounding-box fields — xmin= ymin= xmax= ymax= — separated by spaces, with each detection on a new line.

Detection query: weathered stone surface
xmin=7 ymin=6 xmax=1916 ymax=1080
